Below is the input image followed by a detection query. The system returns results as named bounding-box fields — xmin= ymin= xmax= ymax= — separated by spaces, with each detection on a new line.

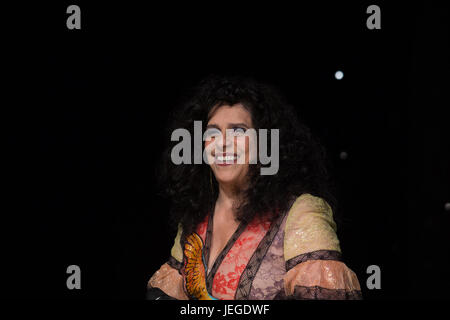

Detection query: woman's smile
xmin=215 ymin=153 xmax=239 ymax=166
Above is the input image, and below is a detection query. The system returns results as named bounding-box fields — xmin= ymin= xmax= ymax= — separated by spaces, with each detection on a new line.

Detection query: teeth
xmin=217 ymin=155 xmax=237 ymax=161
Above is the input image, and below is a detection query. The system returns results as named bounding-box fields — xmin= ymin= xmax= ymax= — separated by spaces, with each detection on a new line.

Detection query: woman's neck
xmin=216 ymin=182 xmax=245 ymax=211
xmin=214 ymin=184 xmax=240 ymax=223
xmin=217 ymin=184 xmax=236 ymax=207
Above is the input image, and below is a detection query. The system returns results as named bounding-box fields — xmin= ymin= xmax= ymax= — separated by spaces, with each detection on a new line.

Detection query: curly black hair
xmin=157 ymin=74 xmax=337 ymax=241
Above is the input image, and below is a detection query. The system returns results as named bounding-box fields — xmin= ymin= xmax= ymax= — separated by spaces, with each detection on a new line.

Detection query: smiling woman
xmin=147 ymin=75 xmax=362 ymax=300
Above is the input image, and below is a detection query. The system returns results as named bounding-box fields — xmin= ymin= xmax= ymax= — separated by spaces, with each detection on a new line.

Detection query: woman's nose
xmin=215 ymin=130 xmax=233 ymax=150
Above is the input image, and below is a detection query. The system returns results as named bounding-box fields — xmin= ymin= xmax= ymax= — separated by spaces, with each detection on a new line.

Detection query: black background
xmin=4 ymin=1 xmax=449 ymax=299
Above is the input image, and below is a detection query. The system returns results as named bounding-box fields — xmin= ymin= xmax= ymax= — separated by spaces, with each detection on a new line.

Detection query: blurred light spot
xmin=335 ymin=70 xmax=344 ymax=80
xmin=340 ymin=151 xmax=348 ymax=160
xmin=445 ymin=202 xmax=450 ymax=211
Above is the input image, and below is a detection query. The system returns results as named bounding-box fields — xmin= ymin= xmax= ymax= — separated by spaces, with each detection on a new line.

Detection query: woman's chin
xmin=213 ymin=166 xmax=245 ymax=185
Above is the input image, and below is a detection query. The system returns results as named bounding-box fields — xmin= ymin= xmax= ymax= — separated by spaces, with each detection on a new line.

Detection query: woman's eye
xmin=232 ymin=127 xmax=246 ymax=136
xmin=204 ymin=128 xmax=221 ymax=138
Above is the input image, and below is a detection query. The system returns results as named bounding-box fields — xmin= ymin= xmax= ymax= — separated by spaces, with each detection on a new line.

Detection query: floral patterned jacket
xmin=148 ymin=193 xmax=362 ymax=300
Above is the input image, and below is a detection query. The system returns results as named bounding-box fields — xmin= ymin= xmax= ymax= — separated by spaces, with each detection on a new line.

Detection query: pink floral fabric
xmin=193 ymin=215 xmax=271 ymax=300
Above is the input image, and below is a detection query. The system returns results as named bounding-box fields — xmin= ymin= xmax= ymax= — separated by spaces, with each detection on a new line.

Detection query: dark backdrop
xmin=5 ymin=1 xmax=449 ymax=299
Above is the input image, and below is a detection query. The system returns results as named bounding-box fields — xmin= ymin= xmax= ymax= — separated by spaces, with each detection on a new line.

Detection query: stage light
xmin=339 ymin=151 xmax=348 ymax=160
xmin=335 ymin=70 xmax=344 ymax=80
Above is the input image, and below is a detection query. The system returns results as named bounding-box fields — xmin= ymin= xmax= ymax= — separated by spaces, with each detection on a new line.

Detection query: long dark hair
xmin=158 ymin=74 xmax=336 ymax=240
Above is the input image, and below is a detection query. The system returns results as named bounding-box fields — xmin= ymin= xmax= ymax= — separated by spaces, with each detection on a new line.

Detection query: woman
xmin=147 ymin=75 xmax=362 ymax=300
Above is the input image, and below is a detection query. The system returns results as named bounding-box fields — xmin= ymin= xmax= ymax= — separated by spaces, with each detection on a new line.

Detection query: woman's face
xmin=204 ymin=104 xmax=254 ymax=189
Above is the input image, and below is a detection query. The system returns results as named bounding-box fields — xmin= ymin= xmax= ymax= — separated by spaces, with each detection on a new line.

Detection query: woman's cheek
xmin=236 ymin=137 xmax=250 ymax=164
xmin=204 ymin=141 xmax=215 ymax=165
xmin=245 ymin=136 xmax=250 ymax=163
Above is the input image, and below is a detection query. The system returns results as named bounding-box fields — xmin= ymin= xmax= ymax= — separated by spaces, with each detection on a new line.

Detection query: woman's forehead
xmin=207 ymin=104 xmax=252 ymax=125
